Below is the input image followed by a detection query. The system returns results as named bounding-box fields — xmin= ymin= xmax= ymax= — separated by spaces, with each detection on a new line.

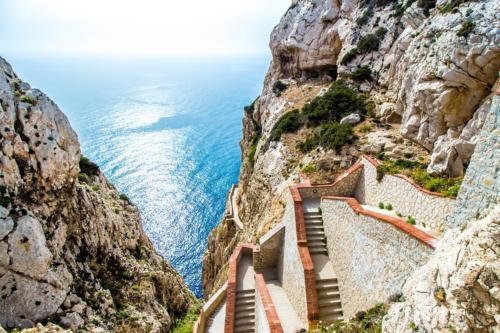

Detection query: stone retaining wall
xmin=278 ymin=192 xmax=309 ymax=324
xmin=193 ymin=283 xmax=227 ymax=333
xmin=321 ymin=197 xmax=434 ymax=319
xmin=354 ymin=157 xmax=455 ymax=232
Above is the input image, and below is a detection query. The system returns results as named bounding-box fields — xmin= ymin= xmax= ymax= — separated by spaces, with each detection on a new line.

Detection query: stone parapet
xmin=255 ymin=273 xmax=284 ymax=333
xmin=193 ymin=282 xmax=227 ymax=333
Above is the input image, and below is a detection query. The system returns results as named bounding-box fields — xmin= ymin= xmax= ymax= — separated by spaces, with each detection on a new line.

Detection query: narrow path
xmin=235 ymin=254 xmax=255 ymax=333
xmin=205 ymin=300 xmax=226 ymax=333
xmin=266 ymin=280 xmax=306 ymax=332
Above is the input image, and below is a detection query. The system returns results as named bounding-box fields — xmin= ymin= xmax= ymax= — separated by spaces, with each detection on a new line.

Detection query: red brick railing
xmin=224 ymin=243 xmax=257 ymax=333
xmin=289 ymin=186 xmax=320 ymax=325
xmin=322 ymin=196 xmax=438 ymax=249
xmin=255 ymin=273 xmax=284 ymax=333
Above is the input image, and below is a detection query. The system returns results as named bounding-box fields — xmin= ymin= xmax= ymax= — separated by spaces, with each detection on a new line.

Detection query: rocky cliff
xmin=202 ymin=0 xmax=499 ymax=330
xmin=0 ymin=57 xmax=193 ymax=332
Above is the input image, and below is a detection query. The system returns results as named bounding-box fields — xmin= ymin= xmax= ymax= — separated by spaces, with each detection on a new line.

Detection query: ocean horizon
xmin=6 ymin=55 xmax=271 ymax=297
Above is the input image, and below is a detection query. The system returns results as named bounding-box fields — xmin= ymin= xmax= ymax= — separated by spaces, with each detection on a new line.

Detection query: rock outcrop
xmin=202 ymin=0 xmax=499 ymax=331
xmin=384 ymin=94 xmax=500 ymax=332
xmin=0 ymin=57 xmax=193 ymax=332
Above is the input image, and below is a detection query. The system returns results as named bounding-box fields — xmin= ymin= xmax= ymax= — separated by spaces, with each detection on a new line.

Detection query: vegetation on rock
xmin=307 ymin=303 xmax=388 ymax=333
xmin=351 ymin=66 xmax=372 ymax=81
xmin=457 ymin=20 xmax=475 ymax=37
xmin=272 ymin=80 xmax=289 ymax=96
xmin=375 ymin=159 xmax=462 ymax=197
xmin=269 ymin=109 xmax=302 ymax=142
xmin=170 ymin=303 xmax=202 ymax=333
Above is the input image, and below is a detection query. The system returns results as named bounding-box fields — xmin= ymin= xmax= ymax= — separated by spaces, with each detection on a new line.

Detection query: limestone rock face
xmin=269 ymin=0 xmax=500 ymax=176
xmin=383 ymin=94 xmax=500 ymax=332
xmin=0 ymin=57 xmax=193 ymax=331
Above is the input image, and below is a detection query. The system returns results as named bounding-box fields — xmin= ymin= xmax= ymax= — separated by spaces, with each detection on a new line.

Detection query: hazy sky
xmin=0 ymin=0 xmax=291 ymax=57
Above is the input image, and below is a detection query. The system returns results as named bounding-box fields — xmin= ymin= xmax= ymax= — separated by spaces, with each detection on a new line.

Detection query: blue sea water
xmin=6 ymin=55 xmax=269 ymax=297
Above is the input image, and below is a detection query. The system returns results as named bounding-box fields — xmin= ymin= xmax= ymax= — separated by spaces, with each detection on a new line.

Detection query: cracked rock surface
xmin=0 ymin=57 xmax=193 ymax=332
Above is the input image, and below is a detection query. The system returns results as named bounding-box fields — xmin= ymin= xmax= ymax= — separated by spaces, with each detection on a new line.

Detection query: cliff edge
xmin=0 ymin=57 xmax=193 ymax=332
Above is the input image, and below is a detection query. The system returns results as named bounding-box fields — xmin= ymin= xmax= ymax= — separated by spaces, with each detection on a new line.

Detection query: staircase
xmin=234 ymin=289 xmax=255 ymax=333
xmin=304 ymin=208 xmax=343 ymax=323
xmin=304 ymin=211 xmax=328 ymax=255
xmin=317 ymin=278 xmax=343 ymax=322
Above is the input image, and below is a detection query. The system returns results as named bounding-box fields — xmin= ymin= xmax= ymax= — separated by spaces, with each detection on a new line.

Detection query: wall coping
xmin=193 ymin=282 xmax=228 ymax=333
xmin=224 ymin=184 xmax=244 ymax=229
xmin=255 ymin=273 xmax=284 ymax=333
xmin=322 ymin=196 xmax=438 ymax=249
xmin=289 ymin=185 xmax=320 ymax=325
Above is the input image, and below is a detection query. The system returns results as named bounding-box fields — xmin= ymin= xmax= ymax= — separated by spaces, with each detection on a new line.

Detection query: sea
xmin=6 ymin=55 xmax=270 ymax=297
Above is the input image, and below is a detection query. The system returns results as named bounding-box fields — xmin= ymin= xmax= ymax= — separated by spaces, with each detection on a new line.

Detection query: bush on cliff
xmin=307 ymin=303 xmax=387 ymax=332
xmin=272 ymin=80 xmax=289 ymax=96
xmin=298 ymin=122 xmax=353 ymax=153
xmin=303 ymin=80 xmax=367 ymax=126
xmin=79 ymin=156 xmax=100 ymax=176
xmin=269 ymin=109 xmax=302 ymax=142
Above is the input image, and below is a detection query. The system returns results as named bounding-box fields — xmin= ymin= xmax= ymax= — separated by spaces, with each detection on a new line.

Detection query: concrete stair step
xmin=306 ymin=229 xmax=326 ymax=236
xmin=308 ymin=239 xmax=326 ymax=246
xmin=309 ymin=248 xmax=328 ymax=254
xmin=237 ymin=289 xmax=255 ymax=295
xmin=319 ymin=305 xmax=343 ymax=316
xmin=235 ymin=304 xmax=255 ymax=313
xmin=236 ymin=293 xmax=255 ymax=301
xmin=317 ymin=288 xmax=340 ymax=298
xmin=320 ymin=313 xmax=343 ymax=323
xmin=316 ymin=278 xmax=338 ymax=286
xmin=304 ymin=212 xmax=322 ymax=219
xmin=235 ymin=298 xmax=255 ymax=306
xmin=304 ymin=220 xmax=323 ymax=226
xmin=234 ymin=323 xmax=255 ymax=333
xmin=307 ymin=234 xmax=326 ymax=241
xmin=235 ymin=311 xmax=255 ymax=320
xmin=305 ymin=224 xmax=324 ymax=231
xmin=235 ymin=318 xmax=255 ymax=327
xmin=306 ymin=217 xmax=321 ymax=222
xmin=319 ymin=298 xmax=342 ymax=308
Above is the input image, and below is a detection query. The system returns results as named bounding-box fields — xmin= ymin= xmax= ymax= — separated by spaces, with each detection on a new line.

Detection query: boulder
xmin=340 ymin=113 xmax=361 ymax=125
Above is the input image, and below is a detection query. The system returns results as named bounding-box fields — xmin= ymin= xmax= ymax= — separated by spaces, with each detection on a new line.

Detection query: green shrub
xmin=341 ymin=48 xmax=359 ymax=65
xmin=119 ymin=193 xmax=130 ymax=202
xmin=360 ymin=124 xmax=374 ymax=133
xmin=356 ymin=8 xmax=373 ymax=26
xmin=407 ymin=216 xmax=416 ymax=225
xmin=440 ymin=0 xmax=467 ymax=13
xmin=457 ymin=20 xmax=475 ymax=37
xmin=269 ymin=110 xmax=302 ymax=142
xmin=444 ymin=184 xmax=460 ymax=197
xmin=80 ymin=156 xmax=100 ymax=176
xmin=417 ymin=0 xmax=437 ymax=16
xmin=386 ymin=203 xmax=393 ymax=211
xmin=379 ymin=202 xmax=385 ymax=209
xmin=302 ymin=164 xmax=317 ymax=174
xmin=310 ymin=303 xmax=387 ymax=333
xmin=357 ymin=34 xmax=380 ymax=53
xmin=298 ymin=123 xmax=353 ymax=153
xmin=375 ymin=27 xmax=388 ymax=38
xmin=302 ymin=81 xmax=367 ymax=126
xmin=20 ymin=95 xmax=36 ymax=105
xmin=248 ymin=134 xmax=261 ymax=166
xmin=272 ymin=80 xmax=289 ymax=96
xmin=351 ymin=65 xmax=372 ymax=81
xmin=170 ymin=303 xmax=202 ymax=333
